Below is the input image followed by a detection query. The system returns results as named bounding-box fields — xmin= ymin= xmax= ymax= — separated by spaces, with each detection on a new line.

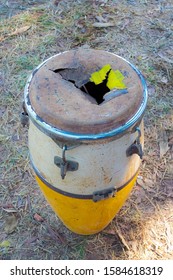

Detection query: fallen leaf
xmin=45 ymin=223 xmax=66 ymax=244
xmin=0 ymin=26 xmax=31 ymax=42
xmin=115 ymin=226 xmax=130 ymax=250
xmin=103 ymin=226 xmax=130 ymax=250
xmin=134 ymin=187 xmax=146 ymax=204
xmin=25 ymin=195 xmax=31 ymax=211
xmin=25 ymin=236 xmax=38 ymax=245
xmin=161 ymin=76 xmax=168 ymax=84
xmin=95 ymin=15 xmax=107 ymax=23
xmin=2 ymin=207 xmax=17 ymax=213
xmin=92 ymin=22 xmax=115 ymax=28
xmin=103 ymin=228 xmax=116 ymax=235
xmin=144 ymin=178 xmax=154 ymax=187
xmin=4 ymin=216 xmax=18 ymax=234
xmin=158 ymin=130 xmax=169 ymax=158
xmin=0 ymin=240 xmax=10 ymax=248
xmin=10 ymin=26 xmax=31 ymax=36
xmin=33 ymin=213 xmax=44 ymax=222
xmin=137 ymin=176 xmax=144 ymax=187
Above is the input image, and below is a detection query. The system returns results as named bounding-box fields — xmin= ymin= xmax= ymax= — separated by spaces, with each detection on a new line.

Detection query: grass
xmin=0 ymin=0 xmax=173 ymax=260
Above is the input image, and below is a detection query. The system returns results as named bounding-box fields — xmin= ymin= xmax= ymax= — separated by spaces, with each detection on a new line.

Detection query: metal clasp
xmin=54 ymin=145 xmax=79 ymax=180
xmin=126 ymin=127 xmax=143 ymax=159
xmin=93 ymin=187 xmax=116 ymax=202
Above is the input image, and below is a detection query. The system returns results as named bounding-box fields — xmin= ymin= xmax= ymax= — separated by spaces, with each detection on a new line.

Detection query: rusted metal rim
xmin=24 ymin=51 xmax=148 ymax=142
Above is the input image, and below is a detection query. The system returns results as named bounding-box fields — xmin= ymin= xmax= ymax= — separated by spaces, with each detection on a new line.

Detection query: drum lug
xmin=54 ymin=145 xmax=79 ymax=180
xmin=126 ymin=127 xmax=143 ymax=159
xmin=20 ymin=112 xmax=29 ymax=126
xmin=92 ymin=187 xmax=116 ymax=202
xmin=20 ymin=101 xmax=29 ymax=127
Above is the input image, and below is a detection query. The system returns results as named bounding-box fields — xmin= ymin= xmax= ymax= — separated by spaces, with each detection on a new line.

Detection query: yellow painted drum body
xmin=24 ymin=49 xmax=147 ymax=235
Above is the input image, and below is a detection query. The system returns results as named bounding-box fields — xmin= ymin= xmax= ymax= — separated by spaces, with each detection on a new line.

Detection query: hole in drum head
xmin=80 ymin=69 xmax=111 ymax=105
xmin=52 ymin=66 xmax=128 ymax=105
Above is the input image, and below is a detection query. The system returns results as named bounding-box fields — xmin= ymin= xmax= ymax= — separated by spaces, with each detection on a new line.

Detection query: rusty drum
xmin=23 ymin=49 xmax=147 ymax=235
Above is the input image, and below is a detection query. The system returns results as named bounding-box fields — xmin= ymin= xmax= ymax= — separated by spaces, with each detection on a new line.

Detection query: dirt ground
xmin=0 ymin=0 xmax=173 ymax=260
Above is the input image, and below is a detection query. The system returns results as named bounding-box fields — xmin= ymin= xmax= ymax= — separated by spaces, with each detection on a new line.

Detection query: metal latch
xmin=126 ymin=127 xmax=143 ymax=159
xmin=54 ymin=145 xmax=79 ymax=180
xmin=20 ymin=101 xmax=29 ymax=127
xmin=93 ymin=187 xmax=116 ymax=202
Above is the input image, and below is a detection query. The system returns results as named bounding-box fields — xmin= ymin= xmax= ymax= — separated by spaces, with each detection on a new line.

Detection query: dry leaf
xmin=133 ymin=186 xmax=146 ymax=204
xmin=33 ymin=213 xmax=44 ymax=222
xmin=103 ymin=228 xmax=116 ymax=235
xmin=0 ymin=26 xmax=31 ymax=42
xmin=25 ymin=236 xmax=38 ymax=245
xmin=10 ymin=26 xmax=31 ymax=36
xmin=158 ymin=130 xmax=169 ymax=158
xmin=103 ymin=227 xmax=130 ymax=250
xmin=92 ymin=22 xmax=115 ymax=28
xmin=144 ymin=178 xmax=154 ymax=187
xmin=161 ymin=76 xmax=168 ymax=84
xmin=2 ymin=207 xmax=17 ymax=213
xmin=4 ymin=215 xmax=18 ymax=234
xmin=95 ymin=15 xmax=107 ymax=23
xmin=115 ymin=226 xmax=130 ymax=250
xmin=137 ymin=176 xmax=144 ymax=187
xmin=45 ymin=223 xmax=66 ymax=244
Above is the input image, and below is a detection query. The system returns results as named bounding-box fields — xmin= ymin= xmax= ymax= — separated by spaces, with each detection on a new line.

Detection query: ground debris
xmin=45 ymin=223 xmax=67 ymax=244
xmin=33 ymin=213 xmax=44 ymax=222
xmin=158 ymin=130 xmax=170 ymax=158
xmin=2 ymin=207 xmax=18 ymax=213
xmin=4 ymin=215 xmax=18 ymax=234
xmin=0 ymin=26 xmax=31 ymax=42
xmin=92 ymin=22 xmax=115 ymax=28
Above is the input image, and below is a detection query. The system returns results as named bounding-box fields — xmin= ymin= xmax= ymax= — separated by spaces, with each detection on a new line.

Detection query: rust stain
xmin=101 ymin=167 xmax=113 ymax=185
xmin=28 ymin=49 xmax=143 ymax=134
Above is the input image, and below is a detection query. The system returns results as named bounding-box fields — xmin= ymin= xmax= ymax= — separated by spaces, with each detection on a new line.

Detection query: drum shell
xmin=28 ymin=120 xmax=144 ymax=234
xmin=24 ymin=49 xmax=148 ymax=235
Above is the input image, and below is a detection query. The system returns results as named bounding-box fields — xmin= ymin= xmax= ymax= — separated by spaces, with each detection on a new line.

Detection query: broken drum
xmin=24 ymin=49 xmax=148 ymax=235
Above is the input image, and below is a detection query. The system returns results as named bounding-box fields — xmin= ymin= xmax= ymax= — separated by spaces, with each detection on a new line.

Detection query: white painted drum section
xmin=29 ymin=120 xmax=143 ymax=196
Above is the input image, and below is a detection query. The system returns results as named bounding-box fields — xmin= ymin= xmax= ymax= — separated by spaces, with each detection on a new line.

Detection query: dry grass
xmin=0 ymin=0 xmax=173 ymax=260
